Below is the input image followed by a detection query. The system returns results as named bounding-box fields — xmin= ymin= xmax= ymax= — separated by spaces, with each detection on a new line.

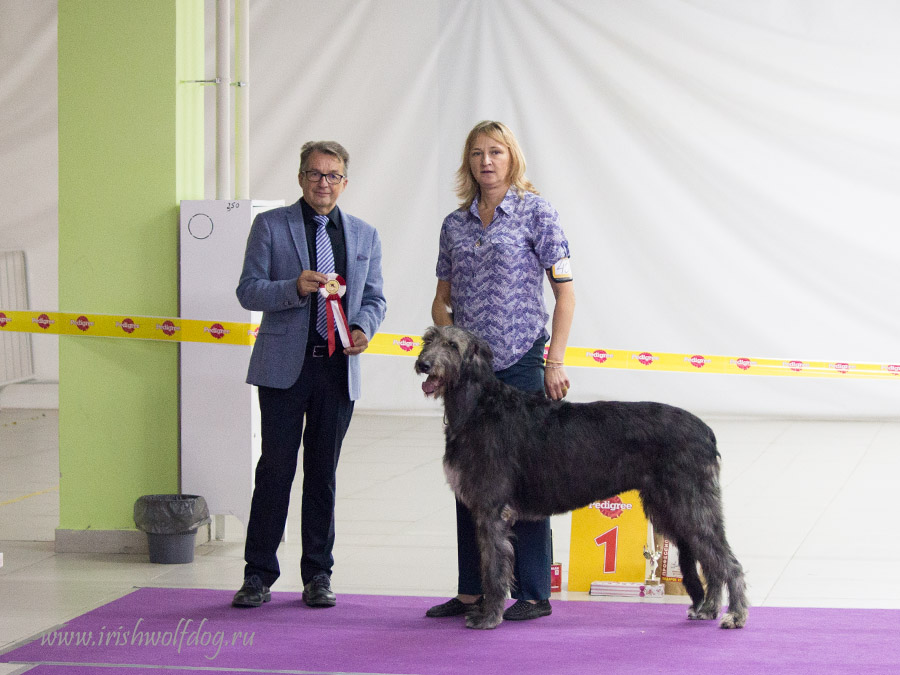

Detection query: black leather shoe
xmin=232 ymin=575 xmax=271 ymax=608
xmin=425 ymin=597 xmax=482 ymax=617
xmin=302 ymin=573 xmax=336 ymax=607
xmin=503 ymin=599 xmax=552 ymax=621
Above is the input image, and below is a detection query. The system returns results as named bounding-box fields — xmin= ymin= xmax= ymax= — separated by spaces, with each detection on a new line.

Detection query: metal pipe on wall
xmin=215 ymin=0 xmax=232 ymax=200
xmin=234 ymin=0 xmax=250 ymax=199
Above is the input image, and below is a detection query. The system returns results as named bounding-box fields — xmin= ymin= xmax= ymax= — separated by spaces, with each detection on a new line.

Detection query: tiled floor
xmin=2 ymin=408 xmax=899 ymax=670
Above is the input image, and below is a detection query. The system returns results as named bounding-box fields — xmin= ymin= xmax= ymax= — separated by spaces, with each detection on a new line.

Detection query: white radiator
xmin=0 ymin=250 xmax=34 ymax=387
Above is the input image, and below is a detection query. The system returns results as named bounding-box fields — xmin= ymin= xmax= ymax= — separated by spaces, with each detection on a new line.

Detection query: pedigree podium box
xmin=568 ymin=490 xmax=653 ymax=592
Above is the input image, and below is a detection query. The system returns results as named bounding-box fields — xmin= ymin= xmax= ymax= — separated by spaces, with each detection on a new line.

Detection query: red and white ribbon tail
xmin=331 ymin=299 xmax=354 ymax=349
xmin=325 ymin=300 xmax=337 ymax=356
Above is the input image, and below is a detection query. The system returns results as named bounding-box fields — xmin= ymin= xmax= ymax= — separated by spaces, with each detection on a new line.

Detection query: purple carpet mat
xmin=3 ymin=587 xmax=900 ymax=675
xmin=6 ymin=669 xmax=237 ymax=675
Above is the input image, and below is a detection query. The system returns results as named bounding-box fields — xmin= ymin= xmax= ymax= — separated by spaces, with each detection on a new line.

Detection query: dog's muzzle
xmin=415 ymin=358 xmax=443 ymax=397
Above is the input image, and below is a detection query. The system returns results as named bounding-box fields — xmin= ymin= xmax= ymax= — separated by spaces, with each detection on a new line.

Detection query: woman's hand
xmin=544 ymin=364 xmax=570 ymax=400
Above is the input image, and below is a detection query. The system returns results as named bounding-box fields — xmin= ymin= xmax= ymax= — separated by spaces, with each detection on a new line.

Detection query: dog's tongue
xmin=422 ymin=380 xmax=437 ymax=395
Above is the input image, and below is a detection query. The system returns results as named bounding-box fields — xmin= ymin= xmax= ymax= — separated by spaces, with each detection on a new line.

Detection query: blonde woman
xmin=427 ymin=121 xmax=575 ymax=622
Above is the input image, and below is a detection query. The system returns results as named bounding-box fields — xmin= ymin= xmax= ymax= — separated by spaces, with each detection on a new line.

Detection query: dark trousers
xmin=243 ymin=347 xmax=354 ymax=587
xmin=455 ymin=337 xmax=552 ymax=601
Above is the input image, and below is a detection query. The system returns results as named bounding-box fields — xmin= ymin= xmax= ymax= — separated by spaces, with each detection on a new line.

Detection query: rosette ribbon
xmin=318 ymin=273 xmax=354 ymax=356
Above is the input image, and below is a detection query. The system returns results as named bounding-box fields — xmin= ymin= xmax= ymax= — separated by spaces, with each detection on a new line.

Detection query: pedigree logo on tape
xmin=0 ymin=312 xmax=9 ymax=328
xmin=786 ymin=360 xmax=805 ymax=373
xmin=588 ymin=496 xmax=633 ymax=519
xmin=883 ymin=364 xmax=900 ymax=376
xmin=732 ymin=358 xmax=754 ymax=371
xmin=205 ymin=323 xmax=229 ymax=339
xmin=156 ymin=320 xmax=180 ymax=337
xmin=395 ymin=336 xmax=418 ymax=352
xmin=830 ymin=362 xmax=853 ymax=374
xmin=635 ymin=352 xmax=656 ymax=366
xmin=34 ymin=314 xmax=54 ymax=330
xmin=117 ymin=318 xmax=139 ymax=334
xmin=588 ymin=349 xmax=609 ymax=364
xmin=687 ymin=355 xmax=708 ymax=369
xmin=72 ymin=316 xmax=94 ymax=332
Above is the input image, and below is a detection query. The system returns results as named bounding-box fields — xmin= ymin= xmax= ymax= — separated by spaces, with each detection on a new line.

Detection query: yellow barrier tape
xmin=2 ymin=309 xmax=898 ymax=380
xmin=0 ymin=310 xmax=258 ymax=346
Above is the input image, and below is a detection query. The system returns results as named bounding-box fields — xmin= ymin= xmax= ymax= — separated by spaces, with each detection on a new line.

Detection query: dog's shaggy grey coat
xmin=415 ymin=325 xmax=748 ymax=630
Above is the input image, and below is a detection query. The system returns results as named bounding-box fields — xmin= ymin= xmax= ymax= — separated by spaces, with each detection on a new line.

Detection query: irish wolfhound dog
xmin=415 ymin=325 xmax=748 ymax=630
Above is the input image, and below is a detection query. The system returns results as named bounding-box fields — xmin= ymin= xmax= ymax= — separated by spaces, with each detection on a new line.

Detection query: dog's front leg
xmin=467 ymin=509 xmax=514 ymax=630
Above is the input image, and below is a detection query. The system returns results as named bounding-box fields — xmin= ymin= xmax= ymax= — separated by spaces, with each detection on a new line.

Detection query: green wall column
xmin=57 ymin=0 xmax=204 ymax=549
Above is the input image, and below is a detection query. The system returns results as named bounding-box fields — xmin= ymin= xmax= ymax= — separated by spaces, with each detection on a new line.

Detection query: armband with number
xmin=549 ymin=257 xmax=573 ymax=282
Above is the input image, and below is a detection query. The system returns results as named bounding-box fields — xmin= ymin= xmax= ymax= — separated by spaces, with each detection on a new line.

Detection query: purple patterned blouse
xmin=436 ymin=188 xmax=571 ymax=370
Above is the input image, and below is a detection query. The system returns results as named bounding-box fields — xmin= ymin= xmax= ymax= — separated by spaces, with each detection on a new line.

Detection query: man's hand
xmin=297 ymin=270 xmax=328 ymax=297
xmin=343 ymin=329 xmax=369 ymax=356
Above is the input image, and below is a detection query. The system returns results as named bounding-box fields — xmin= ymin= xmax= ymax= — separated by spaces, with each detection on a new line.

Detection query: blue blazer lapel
xmin=286 ymin=199 xmax=311 ymax=270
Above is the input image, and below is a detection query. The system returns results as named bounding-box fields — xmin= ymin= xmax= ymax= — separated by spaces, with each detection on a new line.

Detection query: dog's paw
xmin=719 ymin=611 xmax=747 ymax=629
xmin=687 ymin=606 xmax=719 ymax=621
xmin=465 ymin=610 xmax=503 ymax=630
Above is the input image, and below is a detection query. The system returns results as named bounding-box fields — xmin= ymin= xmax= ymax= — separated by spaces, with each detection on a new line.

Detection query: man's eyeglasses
xmin=301 ymin=170 xmax=345 ymax=185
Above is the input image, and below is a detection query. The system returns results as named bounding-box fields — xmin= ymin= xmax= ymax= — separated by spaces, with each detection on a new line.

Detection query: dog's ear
xmin=463 ymin=331 xmax=495 ymax=375
xmin=469 ymin=333 xmax=493 ymax=361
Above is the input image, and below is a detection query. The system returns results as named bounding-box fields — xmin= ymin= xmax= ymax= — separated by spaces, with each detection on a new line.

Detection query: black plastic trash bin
xmin=133 ymin=494 xmax=210 ymax=564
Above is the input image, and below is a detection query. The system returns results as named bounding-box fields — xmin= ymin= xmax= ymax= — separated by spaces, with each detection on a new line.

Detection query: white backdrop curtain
xmin=2 ymin=0 xmax=898 ymax=417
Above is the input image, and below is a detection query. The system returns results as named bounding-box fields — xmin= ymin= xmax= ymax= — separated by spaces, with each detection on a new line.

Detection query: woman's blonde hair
xmin=455 ymin=120 xmax=539 ymax=208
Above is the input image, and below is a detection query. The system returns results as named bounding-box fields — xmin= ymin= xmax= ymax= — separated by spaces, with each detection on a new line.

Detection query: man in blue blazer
xmin=232 ymin=141 xmax=386 ymax=609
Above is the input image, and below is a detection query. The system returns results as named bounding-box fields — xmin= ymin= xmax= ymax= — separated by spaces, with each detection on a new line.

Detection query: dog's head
xmin=414 ymin=325 xmax=494 ymax=399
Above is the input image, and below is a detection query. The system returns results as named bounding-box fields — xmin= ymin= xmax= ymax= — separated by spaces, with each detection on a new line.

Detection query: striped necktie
xmin=314 ymin=214 xmax=335 ymax=339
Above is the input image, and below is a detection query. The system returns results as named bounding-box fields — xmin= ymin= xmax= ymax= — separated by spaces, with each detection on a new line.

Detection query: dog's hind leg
xmin=650 ymin=504 xmax=725 ymax=622
xmin=720 ymin=550 xmax=748 ymax=628
xmin=466 ymin=509 xmax=514 ymax=630
xmin=643 ymin=499 xmax=716 ymax=622
xmin=673 ymin=539 xmax=710 ymax=620
xmin=682 ymin=533 xmax=748 ymax=628
xmin=684 ymin=536 xmax=725 ymax=622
